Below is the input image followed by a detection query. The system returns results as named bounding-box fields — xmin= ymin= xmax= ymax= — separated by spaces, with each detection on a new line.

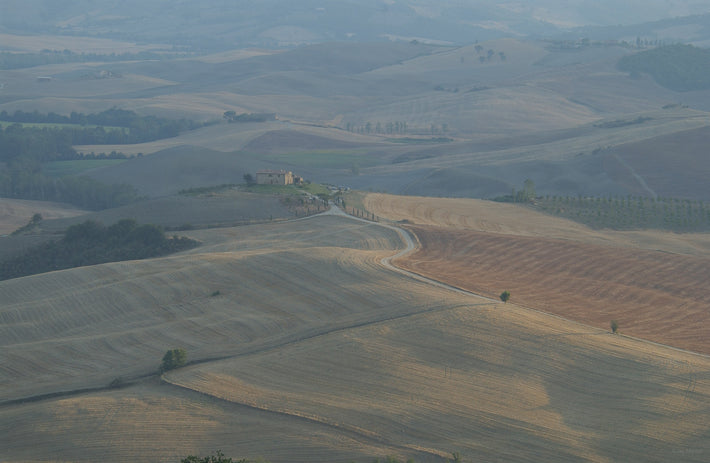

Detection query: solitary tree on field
xmin=611 ymin=320 xmax=619 ymax=334
xmin=500 ymin=290 xmax=510 ymax=303
xmin=161 ymin=348 xmax=187 ymax=372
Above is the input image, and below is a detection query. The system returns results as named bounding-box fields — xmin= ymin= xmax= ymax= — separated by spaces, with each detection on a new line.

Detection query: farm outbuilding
xmin=256 ymin=170 xmax=295 ymax=185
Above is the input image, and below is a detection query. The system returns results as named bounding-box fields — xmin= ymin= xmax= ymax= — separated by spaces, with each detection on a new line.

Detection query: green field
xmin=244 ymin=182 xmax=332 ymax=197
xmin=534 ymin=195 xmax=710 ymax=232
xmin=180 ymin=182 xmax=332 ymax=198
xmin=0 ymin=121 xmax=128 ymax=132
xmin=43 ymin=159 xmax=128 ymax=177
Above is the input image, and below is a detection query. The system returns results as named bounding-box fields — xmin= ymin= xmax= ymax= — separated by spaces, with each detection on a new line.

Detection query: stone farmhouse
xmin=256 ymin=169 xmax=303 ymax=185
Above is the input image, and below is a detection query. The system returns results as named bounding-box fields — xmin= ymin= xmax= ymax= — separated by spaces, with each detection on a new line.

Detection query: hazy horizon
xmin=3 ymin=0 xmax=710 ymax=50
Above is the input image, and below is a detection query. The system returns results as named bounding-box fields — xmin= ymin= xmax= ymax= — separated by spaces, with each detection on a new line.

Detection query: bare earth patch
xmin=398 ymin=225 xmax=710 ymax=355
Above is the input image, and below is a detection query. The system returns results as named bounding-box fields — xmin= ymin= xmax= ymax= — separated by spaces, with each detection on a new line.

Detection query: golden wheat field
xmin=165 ymin=303 xmax=710 ymax=463
xmin=1 ymin=207 xmax=710 ymax=462
xmin=362 ymin=193 xmax=710 ymax=257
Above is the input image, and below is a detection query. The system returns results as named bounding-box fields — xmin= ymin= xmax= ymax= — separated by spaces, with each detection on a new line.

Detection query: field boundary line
xmin=161 ymin=375 xmax=449 ymax=462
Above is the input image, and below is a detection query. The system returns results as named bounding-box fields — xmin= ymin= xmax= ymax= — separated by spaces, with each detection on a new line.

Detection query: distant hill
xmin=3 ymin=1 xmax=710 ymax=50
xmin=618 ymin=44 xmax=710 ymax=91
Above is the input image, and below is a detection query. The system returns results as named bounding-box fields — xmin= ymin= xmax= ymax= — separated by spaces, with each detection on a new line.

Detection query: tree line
xmin=0 ymin=124 xmax=142 ymax=209
xmin=0 ymin=170 xmax=141 ymax=210
xmin=181 ymin=451 xmax=459 ymax=463
xmin=0 ymin=219 xmax=198 ymax=281
xmin=617 ymin=44 xmax=710 ymax=92
xmin=0 ymin=108 xmax=213 ymax=209
xmin=345 ymin=121 xmax=409 ymax=135
xmin=0 ymin=49 xmax=183 ymax=70
xmin=536 ymin=194 xmax=710 ymax=232
xmin=1 ymin=108 xmax=212 ymax=145
xmin=223 ymin=111 xmax=276 ymax=123
xmin=494 ymin=180 xmax=710 ymax=232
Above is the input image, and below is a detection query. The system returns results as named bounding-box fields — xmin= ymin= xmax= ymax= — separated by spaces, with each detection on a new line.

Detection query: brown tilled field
xmin=365 ymin=193 xmax=710 ymax=354
xmin=398 ymin=225 xmax=710 ymax=355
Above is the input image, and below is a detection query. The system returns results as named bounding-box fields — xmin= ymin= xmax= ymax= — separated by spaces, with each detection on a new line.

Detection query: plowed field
xmin=398 ymin=226 xmax=710 ymax=354
xmin=365 ymin=193 xmax=710 ymax=354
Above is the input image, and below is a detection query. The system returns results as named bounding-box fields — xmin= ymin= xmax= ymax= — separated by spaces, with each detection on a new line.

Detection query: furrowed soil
xmin=364 ymin=193 xmax=710 ymax=355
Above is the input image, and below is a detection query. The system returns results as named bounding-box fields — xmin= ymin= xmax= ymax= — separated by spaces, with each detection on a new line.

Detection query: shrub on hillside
xmin=500 ymin=290 xmax=511 ymax=303
xmin=161 ymin=348 xmax=187 ymax=372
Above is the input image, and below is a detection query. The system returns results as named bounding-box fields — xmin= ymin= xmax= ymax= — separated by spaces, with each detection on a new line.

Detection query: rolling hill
xmin=2 ymin=14 xmax=710 ymax=463
xmin=4 ymin=35 xmax=710 ymax=200
xmin=1 ymin=208 xmax=709 ymax=462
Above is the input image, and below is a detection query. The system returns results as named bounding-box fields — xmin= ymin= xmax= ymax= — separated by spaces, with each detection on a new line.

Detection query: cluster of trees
xmin=345 ymin=121 xmax=409 ymax=135
xmin=181 ymin=453 xmax=457 ymax=463
xmin=0 ymin=124 xmax=77 ymax=163
xmin=161 ymin=348 xmax=187 ymax=372
xmin=493 ymin=179 xmax=536 ymax=204
xmin=0 ymin=124 xmax=141 ymax=209
xmin=536 ymin=195 xmax=710 ymax=232
xmin=181 ymin=451 xmax=237 ymax=463
xmin=0 ymin=123 xmax=132 ymax=163
xmin=1 ymin=108 xmax=210 ymax=144
xmin=223 ymin=111 xmax=276 ymax=123
xmin=617 ymin=44 xmax=710 ymax=92
xmin=0 ymin=171 xmax=141 ymax=210
xmin=0 ymin=108 xmax=212 ymax=209
xmin=0 ymin=219 xmax=198 ymax=281
xmin=0 ymin=49 xmax=181 ymax=70
xmin=472 ymin=44 xmax=505 ymax=63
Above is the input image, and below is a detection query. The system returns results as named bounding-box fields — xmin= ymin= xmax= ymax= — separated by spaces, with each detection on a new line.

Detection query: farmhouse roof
xmin=257 ymin=169 xmax=291 ymax=174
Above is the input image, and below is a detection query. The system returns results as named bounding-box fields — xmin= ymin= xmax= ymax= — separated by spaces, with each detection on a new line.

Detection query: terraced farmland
xmin=365 ymin=193 xmax=710 ymax=355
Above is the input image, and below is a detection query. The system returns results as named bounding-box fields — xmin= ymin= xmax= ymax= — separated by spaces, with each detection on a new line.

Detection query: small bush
xmin=500 ymin=290 xmax=511 ymax=303
xmin=161 ymin=348 xmax=187 ymax=372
